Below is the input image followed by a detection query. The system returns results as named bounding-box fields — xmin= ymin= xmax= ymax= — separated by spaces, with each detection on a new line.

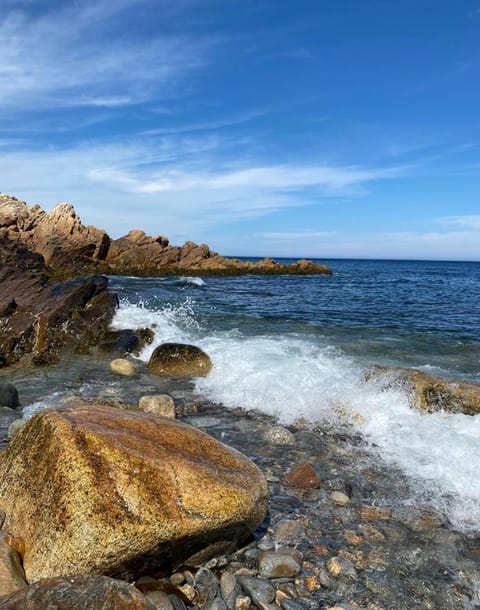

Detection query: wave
xmin=110 ymin=300 xmax=480 ymax=531
xmin=178 ymin=276 xmax=206 ymax=286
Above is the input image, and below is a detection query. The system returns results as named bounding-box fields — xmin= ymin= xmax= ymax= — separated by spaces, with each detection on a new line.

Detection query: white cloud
xmin=0 ymin=134 xmax=402 ymax=239
xmin=0 ymin=0 xmax=211 ymax=111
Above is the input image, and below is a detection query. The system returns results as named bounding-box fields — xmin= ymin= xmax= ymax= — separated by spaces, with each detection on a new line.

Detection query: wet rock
xmin=282 ymin=463 xmax=321 ymax=490
xmin=330 ymin=491 xmax=351 ymax=506
xmin=205 ymin=599 xmax=227 ymax=610
xmin=234 ymin=596 xmax=251 ymax=610
xmin=281 ymin=600 xmax=310 ymax=610
xmin=264 ymin=426 xmax=295 ymax=445
xmin=138 ymin=395 xmax=176 ymax=418
xmin=237 ymin=576 xmax=275 ymax=605
xmin=358 ymin=505 xmax=392 ymax=522
xmin=274 ymin=520 xmax=306 ymax=545
xmin=144 ymin=590 xmax=174 ymax=610
xmin=326 ymin=557 xmax=358 ymax=580
xmin=168 ymin=595 xmax=187 ymax=610
xmin=369 ymin=366 xmax=480 ymax=416
xmin=148 ymin=343 xmax=212 ymax=378
xmin=7 ymin=419 xmax=25 ymax=438
xmin=99 ymin=329 xmax=142 ymax=354
xmin=0 ymin=404 xmax=268 ymax=583
xmin=194 ymin=567 xmax=218 ymax=606
xmin=0 ymin=574 xmax=155 ymax=610
xmin=0 ymin=383 xmax=20 ymax=409
xmin=0 ymin=238 xmax=116 ymax=367
xmin=0 ymin=534 xmax=27 ymax=596
xmin=220 ymin=571 xmax=241 ymax=609
xmin=258 ymin=550 xmax=303 ymax=578
xmin=110 ymin=358 xmax=137 ymax=376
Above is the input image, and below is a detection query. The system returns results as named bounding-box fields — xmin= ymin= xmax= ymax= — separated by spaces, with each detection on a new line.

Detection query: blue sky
xmin=1 ymin=0 xmax=479 ymax=260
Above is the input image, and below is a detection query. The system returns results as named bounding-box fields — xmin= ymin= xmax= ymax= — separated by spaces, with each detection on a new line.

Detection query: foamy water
xmin=111 ymin=299 xmax=480 ymax=531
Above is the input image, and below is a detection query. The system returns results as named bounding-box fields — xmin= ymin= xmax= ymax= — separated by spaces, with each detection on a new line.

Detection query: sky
xmin=1 ymin=0 xmax=479 ymax=261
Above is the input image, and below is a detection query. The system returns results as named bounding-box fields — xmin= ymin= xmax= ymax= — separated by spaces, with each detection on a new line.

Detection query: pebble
xmin=170 ymin=572 xmax=185 ymax=586
xmin=220 ymin=571 xmax=241 ymax=609
xmin=7 ymin=418 xmax=25 ymax=438
xmin=281 ymin=599 xmax=310 ymax=610
xmin=109 ymin=358 xmax=137 ymax=376
xmin=234 ymin=596 xmax=251 ymax=610
xmin=258 ymin=550 xmax=303 ymax=579
xmin=282 ymin=463 xmax=321 ymax=489
xmin=274 ymin=520 xmax=305 ymax=544
xmin=138 ymin=394 xmax=176 ymax=418
xmin=145 ymin=590 xmax=174 ymax=610
xmin=330 ymin=491 xmax=351 ymax=506
xmin=326 ymin=557 xmax=358 ymax=581
xmin=237 ymin=576 xmax=275 ymax=604
xmin=264 ymin=426 xmax=295 ymax=445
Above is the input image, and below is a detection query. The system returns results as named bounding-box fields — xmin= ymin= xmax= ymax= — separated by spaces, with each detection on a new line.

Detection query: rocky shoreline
xmin=0 ymin=193 xmax=332 ymax=278
xmin=0 ymin=369 xmax=479 ymax=609
xmin=0 ymin=191 xmax=479 ymax=609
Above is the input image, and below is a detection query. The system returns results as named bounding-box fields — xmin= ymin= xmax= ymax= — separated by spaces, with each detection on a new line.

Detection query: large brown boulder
xmin=0 ymin=404 xmax=268 ymax=583
xmin=0 ymin=575 xmax=155 ymax=610
xmin=369 ymin=366 xmax=480 ymax=416
xmin=147 ymin=343 xmax=213 ymax=377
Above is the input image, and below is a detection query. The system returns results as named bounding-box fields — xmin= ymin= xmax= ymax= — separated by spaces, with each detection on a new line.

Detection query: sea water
xmin=107 ymin=259 xmax=480 ymax=532
xmin=7 ymin=259 xmax=480 ymax=532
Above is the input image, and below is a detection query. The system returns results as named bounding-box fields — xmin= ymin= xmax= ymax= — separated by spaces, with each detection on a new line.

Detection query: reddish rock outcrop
xmin=0 ymin=193 xmax=332 ymax=277
xmin=0 ymin=235 xmax=116 ymax=367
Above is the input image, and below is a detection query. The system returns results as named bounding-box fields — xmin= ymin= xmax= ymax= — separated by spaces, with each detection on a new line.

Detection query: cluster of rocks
xmin=0 ymin=194 xmax=332 ymax=278
xmin=1 ymin=387 xmax=479 ymax=610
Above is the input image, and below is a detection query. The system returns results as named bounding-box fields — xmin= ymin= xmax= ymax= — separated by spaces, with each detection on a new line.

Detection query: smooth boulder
xmin=147 ymin=343 xmax=212 ymax=378
xmin=0 ymin=383 xmax=19 ymax=409
xmin=110 ymin=358 xmax=137 ymax=376
xmin=0 ymin=404 xmax=268 ymax=583
xmin=0 ymin=575 xmax=155 ymax=610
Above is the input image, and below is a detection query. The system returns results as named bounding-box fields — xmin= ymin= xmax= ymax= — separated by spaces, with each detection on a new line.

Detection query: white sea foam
xmin=178 ymin=276 xmax=206 ymax=286
xmin=111 ymin=300 xmax=480 ymax=531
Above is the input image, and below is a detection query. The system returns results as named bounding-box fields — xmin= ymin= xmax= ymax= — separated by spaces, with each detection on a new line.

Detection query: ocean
xmin=14 ymin=259 xmax=480 ymax=532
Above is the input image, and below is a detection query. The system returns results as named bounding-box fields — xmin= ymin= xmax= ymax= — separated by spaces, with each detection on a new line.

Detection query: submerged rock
xmin=147 ymin=343 xmax=213 ymax=378
xmin=0 ymin=404 xmax=268 ymax=583
xmin=110 ymin=358 xmax=137 ymax=376
xmin=369 ymin=366 xmax=480 ymax=416
xmin=0 ymin=574 xmax=155 ymax=610
xmin=0 ymin=383 xmax=19 ymax=409
xmin=138 ymin=395 xmax=176 ymax=418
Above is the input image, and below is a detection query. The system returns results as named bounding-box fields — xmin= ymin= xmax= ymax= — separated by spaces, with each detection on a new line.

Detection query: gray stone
xmin=205 ymin=599 xmax=228 ymax=610
xmin=0 ymin=383 xmax=19 ymax=409
xmin=281 ymin=599 xmax=310 ymax=610
xmin=168 ymin=594 xmax=188 ymax=610
xmin=258 ymin=550 xmax=303 ymax=578
xmin=237 ymin=576 xmax=275 ymax=604
xmin=8 ymin=418 xmax=25 ymax=438
xmin=145 ymin=590 xmax=174 ymax=610
xmin=220 ymin=571 xmax=241 ymax=610
xmin=264 ymin=426 xmax=295 ymax=445
xmin=138 ymin=395 xmax=176 ymax=418
xmin=274 ymin=520 xmax=305 ymax=544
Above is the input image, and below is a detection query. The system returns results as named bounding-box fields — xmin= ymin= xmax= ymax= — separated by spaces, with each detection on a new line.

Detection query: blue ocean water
xmin=110 ymin=258 xmax=480 ymax=381
xmin=106 ymin=259 xmax=480 ymax=531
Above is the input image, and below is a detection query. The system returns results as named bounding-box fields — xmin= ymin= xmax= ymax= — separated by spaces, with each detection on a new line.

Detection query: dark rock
xmin=0 ymin=233 xmax=116 ymax=367
xmin=258 ymin=550 xmax=303 ymax=578
xmin=0 ymin=383 xmax=19 ymax=409
xmin=147 ymin=343 xmax=213 ymax=378
xmin=237 ymin=576 xmax=275 ymax=604
xmin=0 ymin=574 xmax=155 ymax=609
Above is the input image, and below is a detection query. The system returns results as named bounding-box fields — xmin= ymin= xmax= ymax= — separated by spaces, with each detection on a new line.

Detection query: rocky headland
xmin=0 ymin=193 xmax=332 ymax=278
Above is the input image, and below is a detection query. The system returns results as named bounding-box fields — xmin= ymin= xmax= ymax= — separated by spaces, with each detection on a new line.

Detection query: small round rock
xmin=263 ymin=426 xmax=295 ymax=445
xmin=110 ymin=358 xmax=137 ymax=376
xmin=139 ymin=395 xmax=176 ymax=418
xmin=330 ymin=491 xmax=351 ymax=506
